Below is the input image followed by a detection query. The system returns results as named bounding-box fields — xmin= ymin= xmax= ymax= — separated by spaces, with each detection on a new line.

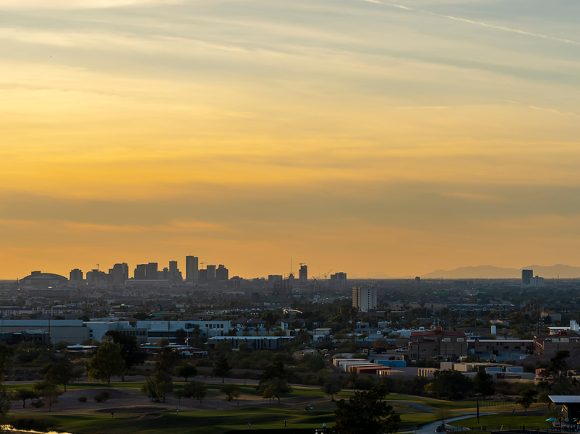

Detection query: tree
xmin=516 ymin=388 xmax=537 ymax=412
xmin=429 ymin=370 xmax=473 ymax=400
xmin=176 ymin=363 xmax=197 ymax=382
xmin=143 ymin=370 xmax=173 ymax=403
xmin=105 ymin=331 xmax=146 ymax=379
xmin=213 ymin=354 xmax=231 ymax=383
xmin=0 ymin=386 xmax=10 ymax=417
xmin=175 ymin=329 xmax=187 ymax=345
xmin=188 ymin=326 xmax=203 ymax=348
xmin=473 ymin=370 xmax=495 ymax=397
xmin=335 ymin=387 xmax=400 ymax=434
xmin=87 ymin=341 xmax=126 ymax=384
xmin=182 ymin=381 xmax=207 ymax=405
xmin=33 ymin=381 xmax=61 ymax=412
xmin=222 ymin=384 xmax=241 ymax=404
xmin=0 ymin=345 xmax=14 ymax=383
xmin=259 ymin=378 xmax=292 ymax=404
xmin=322 ymin=378 xmax=342 ymax=401
xmin=260 ymin=358 xmax=288 ymax=382
xmin=158 ymin=347 xmax=179 ymax=374
xmin=43 ymin=356 xmax=74 ymax=392
xmin=14 ymin=389 xmax=38 ymax=409
xmin=550 ymin=351 xmax=570 ymax=378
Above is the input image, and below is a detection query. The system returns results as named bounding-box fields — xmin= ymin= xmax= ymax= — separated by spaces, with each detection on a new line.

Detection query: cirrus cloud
xmin=0 ymin=0 xmax=183 ymax=9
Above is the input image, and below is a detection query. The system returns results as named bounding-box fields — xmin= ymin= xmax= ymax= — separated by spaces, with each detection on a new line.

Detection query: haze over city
xmin=1 ymin=0 xmax=580 ymax=279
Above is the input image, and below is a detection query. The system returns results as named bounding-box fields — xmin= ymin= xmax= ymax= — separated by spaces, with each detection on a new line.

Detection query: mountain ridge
xmin=422 ymin=264 xmax=580 ymax=279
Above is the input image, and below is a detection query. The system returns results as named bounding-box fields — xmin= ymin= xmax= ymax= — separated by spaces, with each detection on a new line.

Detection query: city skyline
xmin=2 ymin=0 xmax=580 ymax=278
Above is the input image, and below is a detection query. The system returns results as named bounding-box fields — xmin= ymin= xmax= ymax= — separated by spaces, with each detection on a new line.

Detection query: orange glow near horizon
xmin=1 ymin=0 xmax=580 ymax=278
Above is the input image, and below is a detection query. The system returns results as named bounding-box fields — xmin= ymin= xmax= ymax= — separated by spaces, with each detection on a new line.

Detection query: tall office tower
xmin=522 ymin=269 xmax=534 ymax=286
xmin=206 ymin=265 xmax=217 ymax=281
xmin=299 ymin=264 xmax=308 ymax=282
xmin=198 ymin=268 xmax=208 ymax=284
xmin=109 ymin=263 xmax=129 ymax=285
xmin=146 ymin=262 xmax=158 ymax=280
xmin=185 ymin=256 xmax=199 ymax=284
xmin=352 ymin=287 xmax=377 ymax=312
xmin=216 ymin=264 xmax=229 ymax=281
xmin=87 ymin=269 xmax=108 ymax=287
xmin=134 ymin=264 xmax=147 ymax=280
xmin=69 ymin=269 xmax=84 ymax=284
xmin=168 ymin=260 xmax=182 ymax=282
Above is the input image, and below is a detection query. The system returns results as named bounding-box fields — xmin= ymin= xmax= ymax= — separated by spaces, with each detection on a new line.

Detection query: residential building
xmin=352 ymin=287 xmax=377 ymax=312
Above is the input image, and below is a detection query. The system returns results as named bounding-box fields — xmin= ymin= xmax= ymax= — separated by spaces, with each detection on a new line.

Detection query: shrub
xmin=94 ymin=391 xmax=111 ymax=403
xmin=30 ymin=399 xmax=44 ymax=408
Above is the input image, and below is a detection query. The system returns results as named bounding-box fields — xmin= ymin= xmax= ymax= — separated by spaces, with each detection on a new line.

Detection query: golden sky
xmin=1 ymin=0 xmax=580 ymax=278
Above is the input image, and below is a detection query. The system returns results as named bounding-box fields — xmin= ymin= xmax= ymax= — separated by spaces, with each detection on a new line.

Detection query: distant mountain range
xmin=422 ymin=264 xmax=580 ymax=279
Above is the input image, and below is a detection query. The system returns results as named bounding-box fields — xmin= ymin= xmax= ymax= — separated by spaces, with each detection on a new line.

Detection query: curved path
xmin=414 ymin=413 xmax=492 ymax=434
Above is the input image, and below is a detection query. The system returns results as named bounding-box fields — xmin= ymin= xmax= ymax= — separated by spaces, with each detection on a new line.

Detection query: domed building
xmin=19 ymin=271 xmax=68 ymax=290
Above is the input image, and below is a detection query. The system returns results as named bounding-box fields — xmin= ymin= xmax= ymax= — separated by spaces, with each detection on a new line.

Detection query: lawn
xmin=5 ymin=407 xmax=337 ymax=434
xmin=450 ymin=414 xmax=553 ymax=433
xmin=2 ymin=383 xmax=533 ymax=434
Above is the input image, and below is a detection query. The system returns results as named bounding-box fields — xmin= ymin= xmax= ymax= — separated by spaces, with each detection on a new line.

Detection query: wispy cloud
xmin=363 ymin=0 xmax=580 ymax=46
xmin=0 ymin=0 xmax=182 ymax=9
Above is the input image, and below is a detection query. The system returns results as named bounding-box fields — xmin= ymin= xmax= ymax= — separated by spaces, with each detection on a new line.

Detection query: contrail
xmin=362 ymin=0 xmax=580 ymax=46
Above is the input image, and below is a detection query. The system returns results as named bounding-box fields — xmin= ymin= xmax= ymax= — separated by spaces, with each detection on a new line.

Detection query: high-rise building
xmin=134 ymin=264 xmax=147 ymax=280
xmin=352 ymin=287 xmax=377 ymax=312
xmin=146 ymin=262 xmax=159 ymax=280
xmin=198 ymin=268 xmax=208 ymax=284
xmin=268 ymin=275 xmax=283 ymax=285
xmin=109 ymin=263 xmax=129 ymax=285
xmin=216 ymin=264 xmax=229 ymax=281
xmin=299 ymin=264 xmax=308 ymax=282
xmin=522 ymin=269 xmax=534 ymax=286
xmin=168 ymin=260 xmax=182 ymax=283
xmin=206 ymin=265 xmax=217 ymax=281
xmin=185 ymin=256 xmax=199 ymax=284
xmin=87 ymin=269 xmax=108 ymax=287
xmin=330 ymin=272 xmax=347 ymax=281
xmin=69 ymin=269 xmax=84 ymax=284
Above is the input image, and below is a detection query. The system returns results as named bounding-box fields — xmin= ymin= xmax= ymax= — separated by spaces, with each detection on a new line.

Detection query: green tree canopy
xmin=429 ymin=370 xmax=473 ymax=400
xmin=182 ymin=381 xmax=207 ymax=404
xmin=259 ymin=377 xmax=292 ymax=404
xmin=335 ymin=387 xmax=400 ymax=434
xmin=322 ymin=378 xmax=342 ymax=401
xmin=105 ymin=331 xmax=146 ymax=375
xmin=213 ymin=354 xmax=232 ymax=383
xmin=222 ymin=384 xmax=241 ymax=403
xmin=43 ymin=356 xmax=74 ymax=392
xmin=176 ymin=363 xmax=197 ymax=382
xmin=0 ymin=345 xmax=14 ymax=383
xmin=143 ymin=370 xmax=173 ymax=403
xmin=473 ymin=370 xmax=495 ymax=397
xmin=516 ymin=388 xmax=538 ymax=412
xmin=87 ymin=341 xmax=125 ymax=384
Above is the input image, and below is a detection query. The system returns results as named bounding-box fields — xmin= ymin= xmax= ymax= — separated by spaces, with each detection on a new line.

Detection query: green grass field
xmin=5 ymin=406 xmax=336 ymax=434
xmin=450 ymin=413 xmax=553 ymax=434
xmin=2 ymin=381 xmax=545 ymax=434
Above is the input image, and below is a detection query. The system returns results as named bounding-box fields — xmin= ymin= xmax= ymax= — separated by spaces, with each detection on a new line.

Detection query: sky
xmin=1 ymin=0 xmax=580 ymax=279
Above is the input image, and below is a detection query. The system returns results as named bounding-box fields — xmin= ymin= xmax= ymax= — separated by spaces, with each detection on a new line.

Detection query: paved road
xmin=415 ymin=413 xmax=489 ymax=434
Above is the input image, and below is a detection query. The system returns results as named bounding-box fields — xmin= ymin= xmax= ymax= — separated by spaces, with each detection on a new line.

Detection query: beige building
xmin=352 ymin=287 xmax=377 ymax=312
